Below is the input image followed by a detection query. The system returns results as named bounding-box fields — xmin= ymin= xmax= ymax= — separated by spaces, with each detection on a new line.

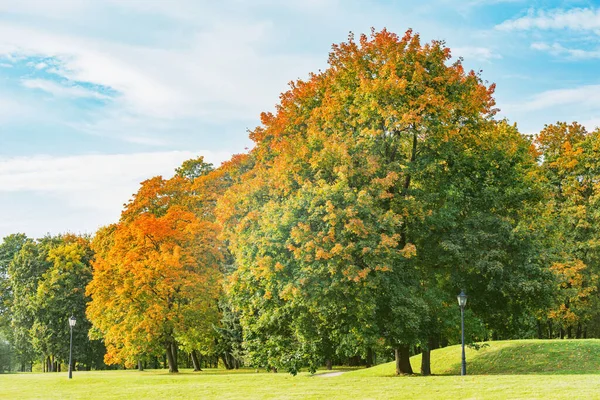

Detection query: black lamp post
xmin=457 ymin=291 xmax=467 ymax=376
xmin=68 ymin=315 xmax=76 ymax=379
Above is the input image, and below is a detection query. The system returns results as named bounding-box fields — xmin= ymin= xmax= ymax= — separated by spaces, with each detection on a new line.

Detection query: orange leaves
xmin=548 ymin=259 xmax=599 ymax=325
xmin=86 ymin=168 xmax=224 ymax=366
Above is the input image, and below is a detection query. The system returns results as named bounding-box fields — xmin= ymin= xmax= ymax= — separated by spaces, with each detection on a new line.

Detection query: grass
xmin=351 ymin=338 xmax=600 ymax=377
xmin=2 ymin=339 xmax=600 ymax=399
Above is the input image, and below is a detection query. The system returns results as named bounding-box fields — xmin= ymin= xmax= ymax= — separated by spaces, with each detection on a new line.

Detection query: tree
xmin=32 ymin=235 xmax=105 ymax=371
xmin=219 ymin=28 xmax=553 ymax=375
xmin=535 ymin=123 xmax=600 ymax=338
xmin=0 ymin=234 xmax=29 ymax=340
xmin=220 ymin=28 xmax=501 ymax=374
xmin=8 ymin=236 xmax=59 ymax=370
xmin=87 ymin=171 xmax=223 ymax=373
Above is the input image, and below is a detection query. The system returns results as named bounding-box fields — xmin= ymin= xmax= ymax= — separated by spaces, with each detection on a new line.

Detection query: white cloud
xmin=517 ymin=84 xmax=600 ymax=111
xmin=496 ymin=8 xmax=600 ymax=33
xmin=22 ymin=78 xmax=110 ymax=99
xmin=0 ymin=150 xmax=230 ymax=196
xmin=452 ymin=46 xmax=502 ymax=62
xmin=0 ymin=18 xmax=322 ymax=123
xmin=0 ymin=150 xmax=232 ymax=237
xmin=531 ymin=42 xmax=600 ymax=59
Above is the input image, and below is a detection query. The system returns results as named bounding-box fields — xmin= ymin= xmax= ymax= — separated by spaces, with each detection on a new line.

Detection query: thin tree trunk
xmin=421 ymin=350 xmax=431 ymax=376
xmin=366 ymin=348 xmax=373 ymax=368
xmin=576 ymin=323 xmax=582 ymax=339
xmin=191 ymin=350 xmax=202 ymax=371
xmin=165 ymin=343 xmax=179 ymax=373
xmin=171 ymin=342 xmax=178 ymax=369
xmin=421 ymin=336 xmax=437 ymax=376
xmin=567 ymin=326 xmax=572 ymax=339
xmin=138 ymin=360 xmax=144 ymax=371
xmin=326 ymin=359 xmax=332 ymax=370
xmin=537 ymin=320 xmax=543 ymax=339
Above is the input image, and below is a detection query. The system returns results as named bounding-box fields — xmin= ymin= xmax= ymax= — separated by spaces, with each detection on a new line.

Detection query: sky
xmin=0 ymin=0 xmax=599 ymax=239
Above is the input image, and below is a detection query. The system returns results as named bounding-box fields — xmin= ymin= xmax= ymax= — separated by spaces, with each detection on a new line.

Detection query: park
xmin=2 ymin=2 xmax=600 ymax=399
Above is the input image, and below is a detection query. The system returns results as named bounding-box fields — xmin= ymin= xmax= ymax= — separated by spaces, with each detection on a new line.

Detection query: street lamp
xmin=68 ymin=315 xmax=76 ymax=379
xmin=457 ymin=291 xmax=467 ymax=376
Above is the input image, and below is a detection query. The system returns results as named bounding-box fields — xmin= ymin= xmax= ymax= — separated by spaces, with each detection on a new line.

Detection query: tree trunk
xmin=366 ymin=348 xmax=373 ymax=368
xmin=548 ymin=320 xmax=553 ymax=338
xmin=165 ymin=343 xmax=179 ymax=373
xmin=395 ymin=345 xmax=413 ymax=375
xmin=576 ymin=323 xmax=582 ymax=339
xmin=421 ymin=336 xmax=437 ymax=376
xmin=221 ymin=353 xmax=231 ymax=370
xmin=138 ymin=360 xmax=144 ymax=371
xmin=537 ymin=320 xmax=543 ymax=339
xmin=567 ymin=326 xmax=572 ymax=339
xmin=584 ymin=326 xmax=588 ymax=339
xmin=172 ymin=342 xmax=178 ymax=369
xmin=191 ymin=350 xmax=202 ymax=371
xmin=326 ymin=359 xmax=332 ymax=370
xmin=560 ymin=327 xmax=565 ymax=339
xmin=421 ymin=349 xmax=431 ymax=376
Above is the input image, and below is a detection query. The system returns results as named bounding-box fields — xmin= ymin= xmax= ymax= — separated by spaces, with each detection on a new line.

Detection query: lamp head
xmin=457 ymin=291 xmax=468 ymax=308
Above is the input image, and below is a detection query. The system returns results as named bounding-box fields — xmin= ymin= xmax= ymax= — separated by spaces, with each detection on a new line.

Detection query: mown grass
xmin=351 ymin=338 xmax=600 ymax=377
xmin=2 ymin=339 xmax=600 ymax=399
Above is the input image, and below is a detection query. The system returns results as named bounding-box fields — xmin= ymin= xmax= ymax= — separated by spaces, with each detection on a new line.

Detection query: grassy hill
xmin=350 ymin=339 xmax=600 ymax=377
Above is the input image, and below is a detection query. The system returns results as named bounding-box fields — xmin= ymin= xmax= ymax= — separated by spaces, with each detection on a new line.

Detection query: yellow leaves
xmin=344 ymin=218 xmax=368 ymax=237
xmin=401 ymin=243 xmax=417 ymax=258
xmin=380 ymin=233 xmax=400 ymax=248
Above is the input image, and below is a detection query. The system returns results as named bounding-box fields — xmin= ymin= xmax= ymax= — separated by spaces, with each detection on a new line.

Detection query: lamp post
xmin=457 ymin=291 xmax=467 ymax=376
xmin=68 ymin=315 xmax=76 ymax=379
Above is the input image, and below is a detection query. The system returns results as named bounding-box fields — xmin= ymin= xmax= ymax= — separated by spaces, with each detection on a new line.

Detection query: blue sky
xmin=1 ymin=0 xmax=599 ymax=238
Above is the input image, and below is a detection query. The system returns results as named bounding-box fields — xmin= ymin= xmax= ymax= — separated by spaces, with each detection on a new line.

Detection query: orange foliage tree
xmin=86 ymin=159 xmax=223 ymax=372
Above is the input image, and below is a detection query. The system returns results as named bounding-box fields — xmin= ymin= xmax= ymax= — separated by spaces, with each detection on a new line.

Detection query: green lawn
xmin=2 ymin=339 xmax=600 ymax=399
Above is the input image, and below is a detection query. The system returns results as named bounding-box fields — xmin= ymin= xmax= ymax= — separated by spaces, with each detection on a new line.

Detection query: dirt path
xmin=315 ymin=371 xmax=345 ymax=378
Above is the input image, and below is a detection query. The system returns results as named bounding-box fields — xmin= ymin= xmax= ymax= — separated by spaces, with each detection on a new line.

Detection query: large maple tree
xmin=219 ymin=29 xmax=549 ymax=374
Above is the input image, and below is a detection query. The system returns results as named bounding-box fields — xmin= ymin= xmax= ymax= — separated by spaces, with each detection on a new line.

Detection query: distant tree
xmin=535 ymin=123 xmax=600 ymax=338
xmin=32 ymin=235 xmax=105 ymax=371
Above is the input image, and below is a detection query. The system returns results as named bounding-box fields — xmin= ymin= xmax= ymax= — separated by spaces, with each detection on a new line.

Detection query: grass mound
xmin=350 ymin=339 xmax=600 ymax=377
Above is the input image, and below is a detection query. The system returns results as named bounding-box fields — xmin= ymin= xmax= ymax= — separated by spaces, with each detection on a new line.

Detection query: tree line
xmin=2 ymin=29 xmax=600 ymax=375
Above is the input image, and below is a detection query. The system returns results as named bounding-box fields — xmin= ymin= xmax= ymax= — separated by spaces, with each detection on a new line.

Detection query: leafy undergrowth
xmin=350 ymin=339 xmax=600 ymax=377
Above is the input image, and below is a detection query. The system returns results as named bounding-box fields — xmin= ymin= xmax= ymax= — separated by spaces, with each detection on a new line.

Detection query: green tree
xmin=32 ymin=235 xmax=105 ymax=371
xmin=220 ymin=29 xmax=551 ymax=375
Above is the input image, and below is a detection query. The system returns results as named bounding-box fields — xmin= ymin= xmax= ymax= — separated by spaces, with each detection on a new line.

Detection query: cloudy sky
xmin=0 ymin=0 xmax=599 ymax=239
